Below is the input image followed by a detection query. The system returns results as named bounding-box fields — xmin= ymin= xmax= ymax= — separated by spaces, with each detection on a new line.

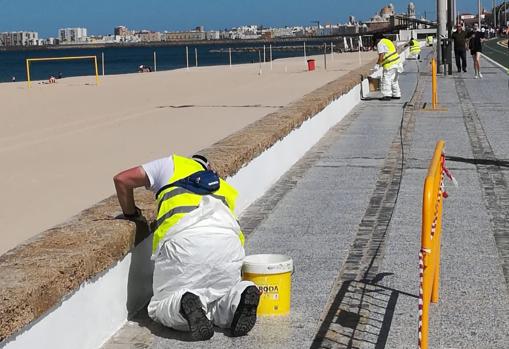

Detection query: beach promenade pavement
xmin=102 ymin=50 xmax=509 ymax=349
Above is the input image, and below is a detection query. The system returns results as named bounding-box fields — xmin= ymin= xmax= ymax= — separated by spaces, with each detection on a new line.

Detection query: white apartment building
xmin=270 ymin=27 xmax=295 ymax=38
xmin=205 ymin=31 xmax=220 ymax=40
xmin=58 ymin=27 xmax=87 ymax=43
xmin=0 ymin=31 xmax=39 ymax=46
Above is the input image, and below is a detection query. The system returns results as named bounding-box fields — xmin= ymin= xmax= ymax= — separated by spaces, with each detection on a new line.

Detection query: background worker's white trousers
xmin=381 ymin=67 xmax=401 ymax=98
xmin=147 ymin=196 xmax=255 ymax=331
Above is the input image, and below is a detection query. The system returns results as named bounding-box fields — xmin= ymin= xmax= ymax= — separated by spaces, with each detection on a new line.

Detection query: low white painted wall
xmin=1 ymin=69 xmax=385 ymax=349
xmin=230 ymin=82 xmax=362 ymax=214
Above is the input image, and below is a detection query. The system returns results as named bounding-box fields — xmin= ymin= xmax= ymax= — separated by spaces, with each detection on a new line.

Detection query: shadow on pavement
xmin=129 ymin=307 xmax=203 ymax=342
xmin=310 ymin=273 xmax=418 ymax=349
xmin=446 ymin=155 xmax=509 ymax=168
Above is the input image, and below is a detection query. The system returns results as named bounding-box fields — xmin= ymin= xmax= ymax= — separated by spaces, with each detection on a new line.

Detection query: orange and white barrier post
xmin=418 ymin=140 xmax=456 ymax=348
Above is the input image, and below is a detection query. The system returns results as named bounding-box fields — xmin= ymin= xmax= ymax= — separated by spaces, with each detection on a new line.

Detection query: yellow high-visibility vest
xmin=152 ymin=154 xmax=244 ymax=253
xmin=410 ymin=39 xmax=421 ymax=55
xmin=380 ymin=38 xmax=401 ymax=70
xmin=426 ymin=36 xmax=434 ymax=45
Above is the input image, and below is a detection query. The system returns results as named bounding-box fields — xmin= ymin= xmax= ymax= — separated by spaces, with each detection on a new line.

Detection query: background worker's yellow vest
xmin=152 ymin=154 xmax=245 ymax=253
xmin=380 ymin=38 xmax=401 ymax=70
xmin=410 ymin=39 xmax=421 ymax=55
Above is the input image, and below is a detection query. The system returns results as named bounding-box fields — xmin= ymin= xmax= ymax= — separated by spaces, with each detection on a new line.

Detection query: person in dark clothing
xmin=451 ymin=24 xmax=467 ymax=72
xmin=467 ymin=23 xmax=485 ymax=78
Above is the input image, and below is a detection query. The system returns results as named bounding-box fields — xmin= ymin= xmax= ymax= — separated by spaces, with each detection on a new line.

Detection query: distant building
xmin=408 ymin=2 xmax=416 ymax=18
xmin=58 ymin=27 xmax=87 ymax=43
xmin=227 ymin=25 xmax=260 ymax=39
xmin=86 ymin=35 xmax=124 ymax=44
xmin=205 ymin=31 xmax=220 ymax=40
xmin=460 ymin=12 xmax=487 ymax=27
xmin=363 ymin=3 xmax=395 ymax=31
xmin=380 ymin=3 xmax=395 ymax=20
xmin=0 ymin=31 xmax=39 ymax=46
xmin=114 ymin=26 xmax=129 ymax=36
xmin=270 ymin=27 xmax=295 ymax=38
xmin=260 ymin=31 xmax=271 ymax=39
xmin=136 ymin=31 xmax=162 ymax=42
xmin=161 ymin=30 xmax=205 ymax=41
xmin=316 ymin=23 xmax=367 ymax=36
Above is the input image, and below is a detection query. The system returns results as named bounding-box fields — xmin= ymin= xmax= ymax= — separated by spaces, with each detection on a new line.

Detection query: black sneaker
xmin=231 ymin=286 xmax=260 ymax=337
xmin=391 ymin=96 xmax=401 ymax=99
xmin=379 ymin=96 xmax=392 ymax=101
xmin=463 ymin=69 xmax=467 ymax=73
xmin=180 ymin=292 xmax=214 ymax=341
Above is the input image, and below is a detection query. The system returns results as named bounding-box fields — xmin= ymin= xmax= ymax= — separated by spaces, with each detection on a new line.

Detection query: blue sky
xmin=1 ymin=0 xmax=480 ymax=37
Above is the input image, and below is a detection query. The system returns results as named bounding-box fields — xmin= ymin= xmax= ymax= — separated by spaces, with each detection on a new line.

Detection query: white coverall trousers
xmin=147 ymin=196 xmax=254 ymax=331
xmin=381 ymin=67 xmax=401 ymax=98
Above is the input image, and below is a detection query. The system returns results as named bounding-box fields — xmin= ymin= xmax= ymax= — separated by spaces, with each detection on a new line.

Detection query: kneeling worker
xmin=113 ymin=154 xmax=260 ymax=340
xmin=374 ymin=33 xmax=403 ymax=101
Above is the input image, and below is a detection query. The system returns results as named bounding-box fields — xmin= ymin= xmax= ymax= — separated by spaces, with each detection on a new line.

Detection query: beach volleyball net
xmin=25 ymin=55 xmax=99 ymax=88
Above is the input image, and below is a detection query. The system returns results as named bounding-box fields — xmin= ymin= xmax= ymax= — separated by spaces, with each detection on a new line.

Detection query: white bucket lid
xmin=242 ymin=254 xmax=293 ymax=275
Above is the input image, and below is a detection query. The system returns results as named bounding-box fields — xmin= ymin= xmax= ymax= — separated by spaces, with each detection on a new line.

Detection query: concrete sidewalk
xmin=102 ymin=50 xmax=509 ymax=349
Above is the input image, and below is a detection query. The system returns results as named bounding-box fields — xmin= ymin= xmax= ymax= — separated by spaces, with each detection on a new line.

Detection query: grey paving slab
xmin=102 ymin=51 xmax=509 ymax=349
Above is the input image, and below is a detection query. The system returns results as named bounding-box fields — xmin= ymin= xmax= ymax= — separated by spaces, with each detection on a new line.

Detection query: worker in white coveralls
xmin=113 ymin=154 xmax=260 ymax=340
xmin=373 ymin=33 xmax=403 ymax=101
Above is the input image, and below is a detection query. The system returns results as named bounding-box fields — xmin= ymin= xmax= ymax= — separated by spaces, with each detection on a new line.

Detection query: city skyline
xmin=0 ymin=0 xmax=482 ymax=37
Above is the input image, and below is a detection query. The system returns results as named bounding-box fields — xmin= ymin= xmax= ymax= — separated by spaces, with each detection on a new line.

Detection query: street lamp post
xmin=493 ymin=0 xmax=496 ymax=28
xmin=447 ymin=0 xmax=453 ymax=75
xmin=478 ymin=0 xmax=482 ymax=28
xmin=453 ymin=0 xmax=457 ymax=25
xmin=504 ymin=1 xmax=507 ymax=25
xmin=437 ymin=0 xmax=447 ymax=71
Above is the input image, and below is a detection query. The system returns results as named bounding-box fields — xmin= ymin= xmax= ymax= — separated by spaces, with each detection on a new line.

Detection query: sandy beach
xmin=0 ymin=51 xmax=376 ymax=255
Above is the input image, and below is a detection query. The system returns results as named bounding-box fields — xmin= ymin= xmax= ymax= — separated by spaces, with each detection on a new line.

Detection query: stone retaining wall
xmin=0 ymin=59 xmax=375 ymax=342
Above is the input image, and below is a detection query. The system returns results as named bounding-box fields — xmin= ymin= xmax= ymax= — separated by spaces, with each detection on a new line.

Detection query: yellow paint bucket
xmin=242 ymin=254 xmax=293 ymax=316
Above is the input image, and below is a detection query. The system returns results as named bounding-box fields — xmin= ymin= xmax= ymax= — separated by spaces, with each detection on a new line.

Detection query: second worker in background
xmin=374 ymin=33 xmax=404 ymax=101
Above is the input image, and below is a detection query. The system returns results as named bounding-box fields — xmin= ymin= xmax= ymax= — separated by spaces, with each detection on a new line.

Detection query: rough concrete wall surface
xmin=0 ymin=59 xmax=376 ymax=343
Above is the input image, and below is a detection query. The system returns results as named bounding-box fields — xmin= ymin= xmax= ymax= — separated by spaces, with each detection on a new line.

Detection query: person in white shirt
xmin=113 ymin=154 xmax=260 ymax=340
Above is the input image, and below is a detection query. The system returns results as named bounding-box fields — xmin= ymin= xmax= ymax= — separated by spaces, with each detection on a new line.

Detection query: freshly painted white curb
xmin=1 ymin=236 xmax=154 ymax=349
xmin=230 ymin=82 xmax=363 ymax=213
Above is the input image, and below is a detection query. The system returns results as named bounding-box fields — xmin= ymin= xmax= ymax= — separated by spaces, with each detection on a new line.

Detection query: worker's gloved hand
xmin=374 ymin=64 xmax=380 ymax=71
xmin=122 ymin=206 xmax=144 ymax=221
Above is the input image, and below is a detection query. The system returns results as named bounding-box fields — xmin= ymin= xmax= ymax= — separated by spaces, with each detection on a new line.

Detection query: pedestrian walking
xmin=467 ymin=23 xmax=485 ymax=79
xmin=113 ymin=154 xmax=260 ymax=340
xmin=451 ymin=24 xmax=468 ymax=73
